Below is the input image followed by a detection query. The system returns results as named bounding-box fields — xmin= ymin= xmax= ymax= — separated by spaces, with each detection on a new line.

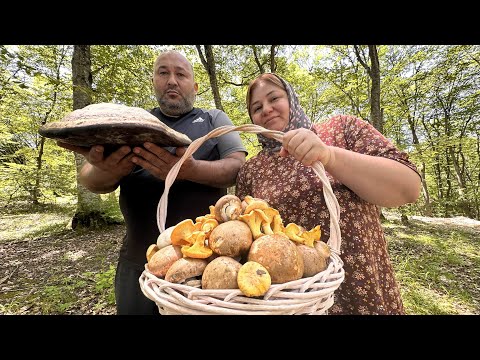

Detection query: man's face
xmin=152 ymin=53 xmax=198 ymax=117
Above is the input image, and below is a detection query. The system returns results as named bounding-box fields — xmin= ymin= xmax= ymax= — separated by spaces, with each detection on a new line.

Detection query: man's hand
xmin=57 ymin=141 xmax=136 ymax=188
xmin=130 ymin=142 xmax=194 ymax=181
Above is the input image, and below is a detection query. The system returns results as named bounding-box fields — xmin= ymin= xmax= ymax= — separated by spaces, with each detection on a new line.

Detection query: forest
xmin=1 ymin=45 xmax=479 ymax=221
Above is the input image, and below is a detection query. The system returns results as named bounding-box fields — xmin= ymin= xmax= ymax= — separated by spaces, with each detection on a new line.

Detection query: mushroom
xmin=170 ymin=219 xmax=196 ymax=246
xmin=241 ymin=195 xmax=269 ymax=213
xmin=38 ymin=102 xmax=193 ymax=148
xmin=156 ymin=225 xmax=175 ymax=249
xmin=180 ymin=231 xmax=213 ymax=259
xmin=208 ymin=220 xmax=253 ymax=257
xmin=239 ymin=209 xmax=266 ymax=240
xmin=193 ymin=218 xmax=218 ymax=238
xmin=195 ymin=205 xmax=216 ymax=223
xmin=237 ymin=261 xmax=271 ymax=297
xmin=214 ymin=195 xmax=243 ymax=223
xmin=201 ymin=256 xmax=242 ymax=290
xmin=314 ymin=240 xmax=332 ymax=259
xmin=165 ymin=257 xmax=208 ymax=284
xmin=296 ymin=243 xmax=327 ymax=277
xmin=284 ymin=223 xmax=320 ymax=247
xmin=258 ymin=207 xmax=284 ymax=235
xmin=248 ymin=234 xmax=304 ymax=284
xmin=146 ymin=244 xmax=159 ymax=262
xmin=147 ymin=244 xmax=183 ymax=278
xmin=244 ymin=199 xmax=270 ymax=215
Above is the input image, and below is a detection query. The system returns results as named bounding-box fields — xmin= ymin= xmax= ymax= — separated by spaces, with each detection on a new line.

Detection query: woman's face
xmin=249 ymin=81 xmax=290 ymax=131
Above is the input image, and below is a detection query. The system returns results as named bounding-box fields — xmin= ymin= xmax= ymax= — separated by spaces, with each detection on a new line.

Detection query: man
xmin=58 ymin=50 xmax=247 ymax=314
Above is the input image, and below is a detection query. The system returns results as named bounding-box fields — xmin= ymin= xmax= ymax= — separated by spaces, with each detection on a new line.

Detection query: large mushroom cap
xmin=38 ymin=102 xmax=192 ymax=147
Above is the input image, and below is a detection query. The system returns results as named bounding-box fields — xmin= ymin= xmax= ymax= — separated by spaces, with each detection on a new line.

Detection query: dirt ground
xmin=0 ymin=223 xmax=125 ymax=314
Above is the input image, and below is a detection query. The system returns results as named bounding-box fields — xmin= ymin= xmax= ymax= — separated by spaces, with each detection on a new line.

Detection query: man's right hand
xmin=57 ymin=141 xmax=136 ymax=192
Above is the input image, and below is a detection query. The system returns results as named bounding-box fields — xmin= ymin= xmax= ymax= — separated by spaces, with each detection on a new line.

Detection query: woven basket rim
xmin=140 ymin=252 xmax=345 ymax=315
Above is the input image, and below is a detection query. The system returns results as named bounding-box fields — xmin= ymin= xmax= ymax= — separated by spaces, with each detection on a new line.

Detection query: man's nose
xmin=167 ymin=74 xmax=178 ymax=86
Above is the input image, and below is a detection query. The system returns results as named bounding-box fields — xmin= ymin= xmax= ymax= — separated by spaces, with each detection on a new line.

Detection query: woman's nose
xmin=262 ymin=103 xmax=273 ymax=115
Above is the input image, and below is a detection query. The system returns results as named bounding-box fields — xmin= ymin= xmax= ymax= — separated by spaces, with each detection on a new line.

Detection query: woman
xmin=235 ymin=73 xmax=421 ymax=314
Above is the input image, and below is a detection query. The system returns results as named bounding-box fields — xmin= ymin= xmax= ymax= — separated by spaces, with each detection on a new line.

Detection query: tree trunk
xmin=196 ymin=45 xmax=224 ymax=111
xmin=71 ymin=45 xmax=106 ymax=229
xmin=368 ymin=45 xmax=383 ymax=134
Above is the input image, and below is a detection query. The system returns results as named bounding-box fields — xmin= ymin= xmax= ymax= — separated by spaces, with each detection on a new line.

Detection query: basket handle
xmin=156 ymin=124 xmax=342 ymax=254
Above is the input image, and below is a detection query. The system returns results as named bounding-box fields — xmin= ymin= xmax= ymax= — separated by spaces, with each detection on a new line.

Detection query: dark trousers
xmin=115 ymin=259 xmax=160 ymax=315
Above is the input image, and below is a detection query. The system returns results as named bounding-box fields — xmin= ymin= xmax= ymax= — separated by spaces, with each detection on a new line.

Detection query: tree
xmin=71 ymin=45 xmax=107 ymax=228
xmin=354 ymin=45 xmax=383 ymax=133
xmin=196 ymin=45 xmax=224 ymax=111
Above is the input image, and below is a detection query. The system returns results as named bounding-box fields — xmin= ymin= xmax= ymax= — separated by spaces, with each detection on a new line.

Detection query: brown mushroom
xmin=201 ymin=256 xmax=242 ymax=290
xmin=214 ymin=195 xmax=243 ymax=223
xmin=208 ymin=220 xmax=253 ymax=258
xmin=248 ymin=234 xmax=304 ymax=284
xmin=314 ymin=240 xmax=332 ymax=259
xmin=37 ymin=102 xmax=193 ymax=148
xmin=296 ymin=243 xmax=327 ymax=277
xmin=147 ymin=244 xmax=183 ymax=278
xmin=165 ymin=257 xmax=208 ymax=284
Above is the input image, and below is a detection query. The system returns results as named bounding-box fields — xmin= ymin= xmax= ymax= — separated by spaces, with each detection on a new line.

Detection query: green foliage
xmin=98 ymin=191 xmax=124 ymax=224
xmin=84 ymin=265 xmax=116 ymax=306
xmin=40 ymin=277 xmax=88 ymax=314
xmin=1 ymin=45 xmax=479 ymax=219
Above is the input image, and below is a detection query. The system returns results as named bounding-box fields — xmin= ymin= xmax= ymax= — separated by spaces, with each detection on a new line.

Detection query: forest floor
xmin=1 ymin=203 xmax=479 ymax=315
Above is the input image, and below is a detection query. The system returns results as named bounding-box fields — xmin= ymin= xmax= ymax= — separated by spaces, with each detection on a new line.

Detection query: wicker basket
xmin=139 ymin=124 xmax=345 ymax=315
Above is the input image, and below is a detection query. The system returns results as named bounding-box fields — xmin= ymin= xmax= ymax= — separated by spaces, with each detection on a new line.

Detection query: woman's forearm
xmin=325 ymin=147 xmax=421 ymax=207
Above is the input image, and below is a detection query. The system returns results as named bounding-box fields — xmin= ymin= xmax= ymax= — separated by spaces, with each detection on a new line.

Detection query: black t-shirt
xmin=118 ymin=107 xmax=245 ymax=268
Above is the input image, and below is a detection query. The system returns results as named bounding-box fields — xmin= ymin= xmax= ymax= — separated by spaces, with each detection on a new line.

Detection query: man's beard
xmin=157 ymin=94 xmax=195 ymax=117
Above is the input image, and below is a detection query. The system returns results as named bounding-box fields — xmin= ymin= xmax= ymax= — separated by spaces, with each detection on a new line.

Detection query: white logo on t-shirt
xmin=192 ymin=117 xmax=205 ymax=123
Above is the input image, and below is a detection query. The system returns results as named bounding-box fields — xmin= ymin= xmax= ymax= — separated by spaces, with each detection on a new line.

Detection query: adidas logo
xmin=192 ymin=117 xmax=205 ymax=123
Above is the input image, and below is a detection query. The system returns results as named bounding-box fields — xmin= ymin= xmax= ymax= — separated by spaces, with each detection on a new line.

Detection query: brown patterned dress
xmin=236 ymin=114 xmax=420 ymax=315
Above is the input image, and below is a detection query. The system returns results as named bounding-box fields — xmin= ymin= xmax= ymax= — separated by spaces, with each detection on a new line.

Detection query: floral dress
xmin=236 ymin=114 xmax=419 ymax=315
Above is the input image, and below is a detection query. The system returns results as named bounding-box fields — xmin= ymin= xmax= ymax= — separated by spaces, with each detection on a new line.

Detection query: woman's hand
xmin=279 ymin=128 xmax=332 ymax=167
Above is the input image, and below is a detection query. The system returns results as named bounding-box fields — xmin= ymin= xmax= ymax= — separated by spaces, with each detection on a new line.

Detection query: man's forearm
xmin=78 ymin=163 xmax=123 ymax=194
xmin=179 ymin=153 xmax=245 ymax=188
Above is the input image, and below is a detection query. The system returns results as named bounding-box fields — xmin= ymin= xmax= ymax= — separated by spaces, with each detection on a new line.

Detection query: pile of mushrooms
xmin=145 ymin=194 xmax=331 ymax=297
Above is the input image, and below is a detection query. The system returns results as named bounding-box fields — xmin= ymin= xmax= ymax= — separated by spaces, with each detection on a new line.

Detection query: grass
xmin=0 ymin=203 xmax=75 ymax=244
xmin=384 ymin=215 xmax=479 ymax=314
